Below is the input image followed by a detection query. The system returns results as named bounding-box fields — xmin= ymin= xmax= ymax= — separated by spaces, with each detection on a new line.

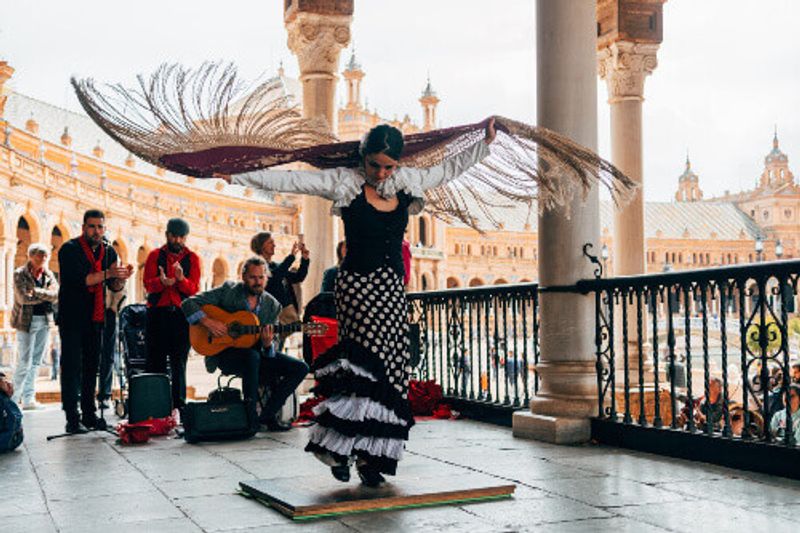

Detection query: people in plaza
xmin=97 ymin=283 xmax=126 ymax=410
xmin=769 ymin=384 xmax=800 ymax=445
xmin=696 ymin=377 xmax=724 ymax=430
xmin=58 ymin=210 xmax=132 ymax=433
xmin=143 ymin=218 xmax=201 ymax=410
xmin=219 ymin=120 xmax=496 ymax=486
xmin=11 ymin=243 xmax=59 ymax=409
xmin=250 ymin=232 xmax=310 ymax=348
xmin=791 ymin=363 xmax=800 ymax=385
xmin=181 ymin=256 xmax=309 ymax=431
xmin=0 ymin=371 xmax=14 ymax=397
xmin=320 ymin=240 xmax=346 ymax=293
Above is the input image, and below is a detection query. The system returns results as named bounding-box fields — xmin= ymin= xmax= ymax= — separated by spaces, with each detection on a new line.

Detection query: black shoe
xmin=357 ymin=464 xmax=386 ymax=487
xmin=331 ymin=465 xmax=351 ymax=483
xmin=81 ymin=414 xmax=99 ymax=430
xmin=65 ymin=419 xmax=82 ymax=434
xmin=263 ymin=418 xmax=292 ymax=432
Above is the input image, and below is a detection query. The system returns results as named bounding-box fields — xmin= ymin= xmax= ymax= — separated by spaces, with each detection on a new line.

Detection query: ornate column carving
xmin=284 ymin=1 xmax=353 ymax=296
xmin=597 ymin=42 xmax=659 ymax=103
xmin=0 ymin=62 xmax=14 ymax=119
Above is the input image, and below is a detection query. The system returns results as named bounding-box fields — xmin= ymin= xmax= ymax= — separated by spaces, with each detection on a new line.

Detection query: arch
xmin=212 ymin=257 xmax=228 ymax=288
xmin=15 ymin=215 xmax=40 ymax=269
xmin=236 ymin=260 xmax=246 ymax=279
xmin=520 ymin=278 xmax=533 ymax=283
xmin=446 ymin=276 xmax=460 ymax=289
xmin=112 ymin=238 xmax=128 ymax=265
xmin=417 ymin=217 xmax=428 ymax=247
xmin=49 ymin=224 xmax=70 ymax=277
xmin=494 ymin=278 xmax=508 ymax=285
xmin=468 ymin=277 xmax=484 ymax=287
xmin=135 ymin=245 xmax=151 ymax=303
xmin=420 ymin=272 xmax=433 ymax=291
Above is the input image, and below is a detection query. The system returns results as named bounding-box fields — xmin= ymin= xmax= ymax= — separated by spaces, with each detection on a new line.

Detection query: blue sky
xmin=1 ymin=0 xmax=798 ymax=201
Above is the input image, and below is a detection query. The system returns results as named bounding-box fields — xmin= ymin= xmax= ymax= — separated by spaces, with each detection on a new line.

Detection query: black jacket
xmin=57 ymin=238 xmax=118 ymax=327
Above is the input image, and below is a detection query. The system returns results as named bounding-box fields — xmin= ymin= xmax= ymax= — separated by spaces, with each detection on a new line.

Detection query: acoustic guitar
xmin=189 ymin=305 xmax=329 ymax=356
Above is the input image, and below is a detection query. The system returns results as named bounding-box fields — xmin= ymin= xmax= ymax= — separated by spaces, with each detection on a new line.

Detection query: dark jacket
xmin=56 ymin=238 xmax=118 ymax=327
xmin=267 ymin=255 xmax=309 ymax=309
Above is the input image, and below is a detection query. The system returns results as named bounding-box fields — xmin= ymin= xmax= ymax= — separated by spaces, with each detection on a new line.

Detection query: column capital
xmin=597 ymin=41 xmax=660 ymax=103
xmin=285 ymin=11 xmax=352 ymax=79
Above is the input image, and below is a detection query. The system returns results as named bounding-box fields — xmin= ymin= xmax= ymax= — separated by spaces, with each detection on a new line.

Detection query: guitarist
xmin=181 ymin=256 xmax=309 ymax=431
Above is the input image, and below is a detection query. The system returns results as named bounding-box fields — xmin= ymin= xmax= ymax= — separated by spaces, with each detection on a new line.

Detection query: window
xmin=763 ymin=210 xmax=770 ymax=220
xmin=785 ymin=209 xmax=793 ymax=219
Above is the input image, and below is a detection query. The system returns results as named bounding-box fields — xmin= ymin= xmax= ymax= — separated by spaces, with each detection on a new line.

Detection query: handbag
xmin=182 ymin=376 xmax=258 ymax=444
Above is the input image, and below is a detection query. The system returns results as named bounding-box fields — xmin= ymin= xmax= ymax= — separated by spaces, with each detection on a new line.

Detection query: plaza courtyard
xmin=2 ymin=407 xmax=799 ymax=532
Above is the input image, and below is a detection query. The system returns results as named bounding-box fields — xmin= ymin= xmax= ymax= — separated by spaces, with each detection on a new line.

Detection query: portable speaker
xmin=128 ymin=373 xmax=172 ymax=423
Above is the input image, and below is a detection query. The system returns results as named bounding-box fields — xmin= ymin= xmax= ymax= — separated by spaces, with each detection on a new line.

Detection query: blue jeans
xmin=13 ymin=315 xmax=50 ymax=404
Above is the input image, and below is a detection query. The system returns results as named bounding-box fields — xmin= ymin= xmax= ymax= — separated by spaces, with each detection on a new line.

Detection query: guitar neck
xmin=239 ymin=322 xmax=304 ymax=335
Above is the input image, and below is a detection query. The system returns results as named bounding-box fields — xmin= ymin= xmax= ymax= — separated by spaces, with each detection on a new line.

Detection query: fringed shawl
xmin=71 ymin=62 xmax=636 ymax=231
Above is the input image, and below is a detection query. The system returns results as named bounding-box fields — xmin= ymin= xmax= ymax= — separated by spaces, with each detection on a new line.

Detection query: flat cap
xmin=166 ymin=218 xmax=190 ymax=236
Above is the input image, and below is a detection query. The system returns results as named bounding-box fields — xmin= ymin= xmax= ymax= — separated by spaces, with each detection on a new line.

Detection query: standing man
xmin=144 ymin=218 xmax=201 ymax=410
xmin=250 ymin=232 xmax=310 ymax=347
xmin=58 ymin=210 xmax=132 ymax=433
xmin=11 ymin=243 xmax=59 ymax=409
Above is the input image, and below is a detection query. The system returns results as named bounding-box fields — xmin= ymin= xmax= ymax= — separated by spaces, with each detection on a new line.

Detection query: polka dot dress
xmin=336 ymin=266 xmax=411 ymax=396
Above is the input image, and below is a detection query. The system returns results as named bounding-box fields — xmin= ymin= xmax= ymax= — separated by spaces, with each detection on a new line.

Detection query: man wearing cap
xmin=144 ymin=218 xmax=201 ymax=409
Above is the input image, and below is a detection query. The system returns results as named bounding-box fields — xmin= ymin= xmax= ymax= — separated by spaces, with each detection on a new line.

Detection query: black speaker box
xmin=128 ymin=373 xmax=172 ymax=423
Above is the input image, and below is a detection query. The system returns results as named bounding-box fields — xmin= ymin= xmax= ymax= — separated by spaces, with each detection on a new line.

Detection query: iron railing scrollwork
xmin=408 ymin=283 xmax=540 ymax=410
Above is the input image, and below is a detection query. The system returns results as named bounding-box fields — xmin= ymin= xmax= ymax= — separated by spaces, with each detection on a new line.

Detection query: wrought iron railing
xmin=579 ymin=257 xmax=800 ymax=449
xmin=407 ymin=283 xmax=539 ymax=410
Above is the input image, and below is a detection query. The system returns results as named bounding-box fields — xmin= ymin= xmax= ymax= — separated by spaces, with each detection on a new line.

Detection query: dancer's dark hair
xmin=359 ymin=124 xmax=404 ymax=161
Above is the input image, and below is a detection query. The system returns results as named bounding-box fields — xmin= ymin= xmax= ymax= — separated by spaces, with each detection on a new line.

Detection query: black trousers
xmin=145 ymin=306 xmax=190 ymax=408
xmin=214 ymin=348 xmax=308 ymax=421
xmin=59 ymin=321 xmax=103 ymax=420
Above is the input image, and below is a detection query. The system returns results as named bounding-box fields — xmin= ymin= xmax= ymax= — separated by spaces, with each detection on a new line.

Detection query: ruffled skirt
xmin=304 ymin=266 xmax=414 ymax=475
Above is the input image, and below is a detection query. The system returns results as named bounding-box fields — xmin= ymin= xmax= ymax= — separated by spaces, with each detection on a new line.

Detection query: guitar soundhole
xmin=228 ymin=322 xmax=242 ymax=339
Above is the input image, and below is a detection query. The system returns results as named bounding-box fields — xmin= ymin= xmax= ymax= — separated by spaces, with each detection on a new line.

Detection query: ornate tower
xmin=419 ymin=77 xmax=439 ymax=132
xmin=675 ymin=155 xmax=703 ymax=202
xmin=759 ymin=128 xmax=794 ymax=189
xmin=0 ymin=62 xmax=14 ymax=119
xmin=342 ymin=50 xmax=364 ymax=109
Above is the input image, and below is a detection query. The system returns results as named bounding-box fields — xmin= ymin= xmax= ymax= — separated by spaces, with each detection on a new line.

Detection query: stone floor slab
xmin=3 ymin=512 xmax=57 ymax=533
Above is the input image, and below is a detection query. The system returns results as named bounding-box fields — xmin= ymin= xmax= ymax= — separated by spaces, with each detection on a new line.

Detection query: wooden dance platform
xmin=239 ymin=472 xmax=515 ymax=520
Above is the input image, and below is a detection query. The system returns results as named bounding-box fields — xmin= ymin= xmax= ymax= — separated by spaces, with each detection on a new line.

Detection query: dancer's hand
xmin=484 ymin=117 xmax=496 ymax=144
xmin=213 ymin=173 xmax=232 ymax=183
xmin=300 ymin=243 xmax=310 ymax=260
xmin=201 ymin=317 xmax=228 ymax=338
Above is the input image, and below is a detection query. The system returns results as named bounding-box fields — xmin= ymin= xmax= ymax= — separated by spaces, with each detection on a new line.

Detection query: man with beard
xmin=58 ymin=210 xmax=132 ymax=433
xmin=182 ymin=256 xmax=309 ymax=431
xmin=143 ymin=218 xmax=201 ymax=409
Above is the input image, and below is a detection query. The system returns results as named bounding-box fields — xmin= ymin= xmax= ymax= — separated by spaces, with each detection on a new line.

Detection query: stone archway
xmin=212 ymin=257 xmax=228 ymax=288
xmin=112 ymin=238 xmax=128 ymax=266
xmin=446 ymin=276 xmax=460 ymax=289
xmin=494 ymin=278 xmax=508 ymax=285
xmin=468 ymin=277 xmax=484 ymax=287
xmin=49 ymin=224 xmax=70 ymax=278
xmin=135 ymin=245 xmax=151 ymax=303
xmin=14 ymin=214 xmax=40 ymax=269
xmin=420 ymin=272 xmax=433 ymax=291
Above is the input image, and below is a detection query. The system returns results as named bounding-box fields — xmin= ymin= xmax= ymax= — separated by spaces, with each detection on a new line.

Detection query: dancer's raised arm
xmin=216 ymin=167 xmax=347 ymax=201
xmin=399 ymin=117 xmax=495 ymax=191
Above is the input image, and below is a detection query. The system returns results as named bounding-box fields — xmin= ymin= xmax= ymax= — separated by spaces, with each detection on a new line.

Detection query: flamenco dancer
xmin=71 ymin=63 xmax=635 ymax=485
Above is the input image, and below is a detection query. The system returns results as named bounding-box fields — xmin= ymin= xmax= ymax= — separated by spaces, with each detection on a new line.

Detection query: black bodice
xmin=339 ymin=189 xmax=411 ymax=276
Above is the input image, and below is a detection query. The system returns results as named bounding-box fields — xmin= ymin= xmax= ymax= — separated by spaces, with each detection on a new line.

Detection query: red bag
xmin=408 ymin=379 xmax=443 ymax=416
xmin=310 ymin=316 xmax=338 ymax=361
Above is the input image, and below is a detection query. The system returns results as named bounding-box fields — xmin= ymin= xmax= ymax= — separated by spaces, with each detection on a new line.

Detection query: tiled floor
xmin=2 ymin=407 xmax=799 ymax=532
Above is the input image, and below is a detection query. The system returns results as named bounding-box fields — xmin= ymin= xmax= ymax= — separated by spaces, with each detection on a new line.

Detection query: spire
xmin=277 ymin=60 xmax=285 ymax=77
xmin=773 ymin=124 xmax=779 ymax=150
xmin=345 ymin=45 xmax=361 ymax=72
xmin=421 ymin=73 xmax=436 ymax=98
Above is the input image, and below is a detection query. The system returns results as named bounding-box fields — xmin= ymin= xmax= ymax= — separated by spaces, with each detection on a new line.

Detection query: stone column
xmin=512 ymin=0 xmax=600 ymax=444
xmin=285 ymin=2 xmax=352 ymax=298
xmin=598 ymin=42 xmax=658 ymax=280
xmin=598 ymin=41 xmax=659 ymax=378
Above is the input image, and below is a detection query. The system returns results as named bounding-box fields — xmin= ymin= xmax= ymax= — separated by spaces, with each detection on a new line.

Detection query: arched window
xmin=418 ymin=217 xmax=427 ymax=246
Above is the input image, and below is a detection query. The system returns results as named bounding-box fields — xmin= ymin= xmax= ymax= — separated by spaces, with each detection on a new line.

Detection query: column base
xmin=512 ymin=411 xmax=590 ymax=444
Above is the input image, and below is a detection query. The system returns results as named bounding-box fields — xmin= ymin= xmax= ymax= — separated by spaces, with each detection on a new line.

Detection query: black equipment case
xmin=182 ymin=377 xmax=258 ymax=444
